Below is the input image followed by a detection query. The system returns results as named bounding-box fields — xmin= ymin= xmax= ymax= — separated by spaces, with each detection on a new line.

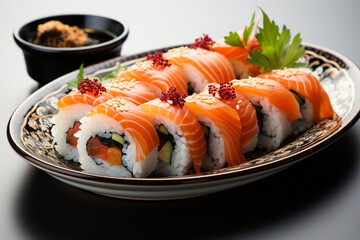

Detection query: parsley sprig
xmin=66 ymin=62 xmax=127 ymax=90
xmin=246 ymin=8 xmax=306 ymax=72
xmin=224 ymin=12 xmax=256 ymax=48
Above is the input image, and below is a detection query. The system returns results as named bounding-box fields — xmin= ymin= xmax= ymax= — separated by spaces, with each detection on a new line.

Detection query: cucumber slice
xmin=201 ymin=124 xmax=209 ymax=137
xmin=158 ymin=140 xmax=173 ymax=164
xmin=112 ymin=133 xmax=125 ymax=145
xmin=159 ymin=125 xmax=169 ymax=135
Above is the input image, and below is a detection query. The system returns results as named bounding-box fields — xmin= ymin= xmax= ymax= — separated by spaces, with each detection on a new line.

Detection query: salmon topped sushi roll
xmin=119 ymin=51 xmax=188 ymax=96
xmin=52 ymin=78 xmax=113 ymax=161
xmin=200 ymin=82 xmax=259 ymax=153
xmin=76 ymin=98 xmax=159 ymax=177
xmin=190 ymin=15 xmax=262 ymax=78
xmin=185 ymin=93 xmax=246 ymax=170
xmin=231 ymin=77 xmax=302 ymax=150
xmin=105 ymin=77 xmax=157 ymax=106
xmin=164 ymin=46 xmax=235 ymax=94
xmin=257 ymin=68 xmax=335 ymax=133
xmin=140 ymin=88 xmax=207 ymax=176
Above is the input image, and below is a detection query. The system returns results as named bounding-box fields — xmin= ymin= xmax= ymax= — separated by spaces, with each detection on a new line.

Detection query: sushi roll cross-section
xmin=76 ymin=98 xmax=159 ymax=178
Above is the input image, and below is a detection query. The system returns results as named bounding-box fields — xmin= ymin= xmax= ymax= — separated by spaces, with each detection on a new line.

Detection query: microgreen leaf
xmin=67 ymin=64 xmax=84 ymax=90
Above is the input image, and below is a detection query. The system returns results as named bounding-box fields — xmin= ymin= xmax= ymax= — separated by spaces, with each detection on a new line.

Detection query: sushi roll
xmin=200 ymin=82 xmax=259 ymax=153
xmin=119 ymin=51 xmax=188 ymax=96
xmin=164 ymin=46 xmax=235 ymax=94
xmin=257 ymin=68 xmax=335 ymax=133
xmin=52 ymin=78 xmax=113 ymax=161
xmin=185 ymin=93 xmax=246 ymax=170
xmin=140 ymin=88 xmax=207 ymax=176
xmin=105 ymin=77 xmax=157 ymax=105
xmin=191 ymin=16 xmax=261 ymax=78
xmin=76 ymin=98 xmax=159 ymax=177
xmin=231 ymin=77 xmax=302 ymax=150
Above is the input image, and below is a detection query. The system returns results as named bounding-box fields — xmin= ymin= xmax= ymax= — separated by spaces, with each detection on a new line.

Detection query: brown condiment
xmin=34 ymin=20 xmax=88 ymax=47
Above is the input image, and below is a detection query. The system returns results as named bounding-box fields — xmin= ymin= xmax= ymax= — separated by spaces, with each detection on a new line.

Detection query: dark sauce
xmin=83 ymin=28 xmax=116 ymax=46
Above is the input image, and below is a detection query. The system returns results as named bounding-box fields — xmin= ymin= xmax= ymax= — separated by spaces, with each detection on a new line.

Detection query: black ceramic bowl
xmin=14 ymin=14 xmax=129 ymax=85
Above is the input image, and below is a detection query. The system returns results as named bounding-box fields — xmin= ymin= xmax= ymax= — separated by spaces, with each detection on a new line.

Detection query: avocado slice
xmin=290 ymin=90 xmax=304 ymax=105
xmin=159 ymin=125 xmax=169 ymax=135
xmin=112 ymin=133 xmax=125 ymax=145
xmin=201 ymin=124 xmax=209 ymax=137
xmin=158 ymin=140 xmax=173 ymax=164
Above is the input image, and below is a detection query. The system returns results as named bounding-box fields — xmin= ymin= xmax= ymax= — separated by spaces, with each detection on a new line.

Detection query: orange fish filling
xmin=66 ymin=121 xmax=81 ymax=148
xmin=86 ymin=137 xmax=123 ymax=166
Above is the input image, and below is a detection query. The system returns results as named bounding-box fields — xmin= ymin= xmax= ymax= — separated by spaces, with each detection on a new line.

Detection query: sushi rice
xmin=76 ymin=113 xmax=158 ymax=178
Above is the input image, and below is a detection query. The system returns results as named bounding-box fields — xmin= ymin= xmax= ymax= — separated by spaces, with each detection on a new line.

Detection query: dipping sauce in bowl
xmin=14 ymin=14 xmax=129 ymax=85
xmin=30 ymin=20 xmax=116 ymax=48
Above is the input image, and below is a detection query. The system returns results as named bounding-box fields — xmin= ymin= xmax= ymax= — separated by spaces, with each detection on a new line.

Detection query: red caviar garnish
xmin=146 ymin=51 xmax=171 ymax=68
xmin=160 ymin=87 xmax=186 ymax=108
xmin=190 ymin=34 xmax=215 ymax=50
xmin=208 ymin=82 xmax=236 ymax=100
xmin=78 ymin=78 xmax=106 ymax=96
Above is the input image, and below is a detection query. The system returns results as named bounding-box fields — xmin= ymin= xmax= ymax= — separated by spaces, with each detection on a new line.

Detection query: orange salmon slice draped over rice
xmin=231 ymin=77 xmax=302 ymax=150
xmin=141 ymin=98 xmax=207 ymax=175
xmin=257 ymin=68 xmax=335 ymax=123
xmin=185 ymin=94 xmax=245 ymax=170
xmin=104 ymin=77 xmax=157 ymax=105
xmin=77 ymin=98 xmax=159 ymax=177
xmin=164 ymin=47 xmax=235 ymax=93
xmin=200 ymin=83 xmax=259 ymax=153
xmin=119 ymin=59 xmax=188 ymax=97
xmin=231 ymin=78 xmax=302 ymax=122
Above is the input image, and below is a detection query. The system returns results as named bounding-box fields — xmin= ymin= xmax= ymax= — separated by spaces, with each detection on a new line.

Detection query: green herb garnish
xmin=246 ymin=8 xmax=306 ymax=72
xmin=98 ymin=62 xmax=127 ymax=82
xmin=224 ymin=12 xmax=256 ymax=48
xmin=67 ymin=63 xmax=84 ymax=90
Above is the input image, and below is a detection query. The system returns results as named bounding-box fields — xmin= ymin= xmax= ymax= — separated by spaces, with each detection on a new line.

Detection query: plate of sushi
xmin=7 ymin=10 xmax=360 ymax=200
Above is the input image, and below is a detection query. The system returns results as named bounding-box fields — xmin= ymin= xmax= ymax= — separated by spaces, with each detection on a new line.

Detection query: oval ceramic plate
xmin=7 ymin=43 xmax=360 ymax=200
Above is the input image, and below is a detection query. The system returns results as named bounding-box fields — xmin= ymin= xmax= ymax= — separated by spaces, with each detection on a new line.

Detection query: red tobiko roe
xmin=160 ymin=87 xmax=186 ymax=108
xmin=146 ymin=51 xmax=171 ymax=68
xmin=78 ymin=78 xmax=106 ymax=96
xmin=208 ymin=82 xmax=236 ymax=100
xmin=189 ymin=34 xmax=215 ymax=50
